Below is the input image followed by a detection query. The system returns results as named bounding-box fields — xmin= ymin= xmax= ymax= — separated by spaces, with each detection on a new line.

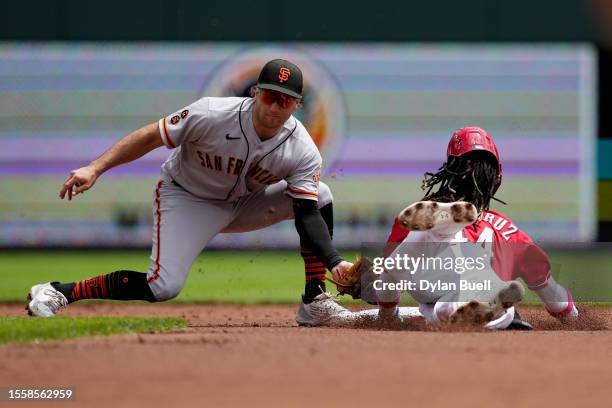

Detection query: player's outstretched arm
xmin=292 ymin=198 xmax=352 ymax=277
xmin=59 ymin=122 xmax=164 ymax=200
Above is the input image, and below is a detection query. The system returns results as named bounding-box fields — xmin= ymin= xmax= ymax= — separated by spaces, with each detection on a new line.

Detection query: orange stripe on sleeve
xmin=161 ymin=118 xmax=176 ymax=149
xmin=286 ymin=186 xmax=318 ymax=197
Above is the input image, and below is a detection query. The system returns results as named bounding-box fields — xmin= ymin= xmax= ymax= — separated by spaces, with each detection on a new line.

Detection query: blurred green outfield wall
xmin=0 ymin=0 xmax=598 ymax=42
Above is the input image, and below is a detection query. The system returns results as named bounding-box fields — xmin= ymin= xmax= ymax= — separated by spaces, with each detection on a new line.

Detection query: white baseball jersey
xmin=157 ymin=97 xmax=322 ymax=202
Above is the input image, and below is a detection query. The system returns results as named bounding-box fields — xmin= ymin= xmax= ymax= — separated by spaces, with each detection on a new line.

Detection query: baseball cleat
xmin=397 ymin=201 xmax=477 ymax=233
xmin=505 ymin=309 xmax=534 ymax=331
xmin=26 ymin=283 xmax=68 ymax=317
xmin=295 ymin=293 xmax=355 ymax=327
xmin=449 ymin=281 xmax=525 ymax=325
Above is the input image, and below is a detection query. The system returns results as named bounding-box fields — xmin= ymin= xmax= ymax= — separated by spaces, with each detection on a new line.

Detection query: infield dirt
xmin=1 ymin=303 xmax=610 ymax=407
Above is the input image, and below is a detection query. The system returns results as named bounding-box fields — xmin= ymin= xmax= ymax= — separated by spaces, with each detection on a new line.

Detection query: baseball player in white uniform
xmin=26 ymin=59 xmax=353 ymax=325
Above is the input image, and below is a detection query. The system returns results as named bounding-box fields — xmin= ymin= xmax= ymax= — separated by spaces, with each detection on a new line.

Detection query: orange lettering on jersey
xmin=227 ymin=157 xmax=236 ymax=174
xmin=260 ymin=174 xmax=277 ymax=184
xmin=247 ymin=163 xmax=262 ymax=177
xmin=255 ymin=169 xmax=270 ymax=182
xmin=197 ymin=151 xmax=207 ymax=168
xmin=245 ymin=162 xmax=280 ymax=185
xmin=197 ymin=151 xmax=226 ymax=174
xmin=233 ymin=159 xmax=244 ymax=176
xmin=205 ymin=153 xmax=214 ymax=169
xmin=278 ymin=67 xmax=291 ymax=83
xmin=214 ymin=156 xmax=223 ymax=171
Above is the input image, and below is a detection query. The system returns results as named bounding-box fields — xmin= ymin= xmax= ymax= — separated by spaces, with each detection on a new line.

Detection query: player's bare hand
xmin=331 ymin=260 xmax=354 ymax=283
xmin=59 ymin=165 xmax=99 ymax=200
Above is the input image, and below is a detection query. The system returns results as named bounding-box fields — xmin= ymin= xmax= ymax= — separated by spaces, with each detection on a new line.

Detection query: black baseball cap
xmin=256 ymin=59 xmax=303 ymax=99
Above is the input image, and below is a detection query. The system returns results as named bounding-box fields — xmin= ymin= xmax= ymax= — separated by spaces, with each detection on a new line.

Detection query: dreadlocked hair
xmin=421 ymin=151 xmax=503 ymax=212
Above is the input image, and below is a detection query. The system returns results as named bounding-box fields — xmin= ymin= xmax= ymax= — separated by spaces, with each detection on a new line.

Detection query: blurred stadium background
xmin=1 ymin=1 xmax=612 ymax=300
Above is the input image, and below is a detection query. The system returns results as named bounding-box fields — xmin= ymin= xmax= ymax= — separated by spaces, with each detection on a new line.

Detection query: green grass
xmin=524 ymin=250 xmax=612 ymax=304
xmin=1 ymin=249 xmax=612 ymax=305
xmin=0 ymin=250 xmax=358 ymax=304
xmin=0 ymin=316 xmax=186 ymax=345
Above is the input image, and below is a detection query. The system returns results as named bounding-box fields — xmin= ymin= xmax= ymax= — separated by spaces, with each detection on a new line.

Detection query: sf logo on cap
xmin=278 ymin=67 xmax=291 ymax=83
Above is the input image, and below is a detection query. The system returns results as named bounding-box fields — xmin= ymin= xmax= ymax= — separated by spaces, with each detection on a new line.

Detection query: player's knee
xmin=318 ymin=182 xmax=333 ymax=207
xmin=151 ymin=279 xmax=184 ymax=301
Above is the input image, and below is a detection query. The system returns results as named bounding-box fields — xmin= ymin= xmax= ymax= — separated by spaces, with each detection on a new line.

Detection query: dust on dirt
xmin=1 ymin=302 xmax=610 ymax=408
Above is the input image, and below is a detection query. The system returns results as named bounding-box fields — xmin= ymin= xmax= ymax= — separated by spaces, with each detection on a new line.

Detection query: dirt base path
xmin=1 ymin=303 xmax=610 ymax=407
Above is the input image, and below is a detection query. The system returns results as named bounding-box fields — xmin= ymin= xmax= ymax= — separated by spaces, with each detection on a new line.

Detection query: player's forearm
xmin=90 ymin=122 xmax=163 ymax=176
xmin=293 ymin=200 xmax=343 ymax=270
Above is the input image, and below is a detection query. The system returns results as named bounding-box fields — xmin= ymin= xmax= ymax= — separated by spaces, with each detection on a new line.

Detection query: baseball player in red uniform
xmin=376 ymin=127 xmax=579 ymax=329
xmin=26 ymin=59 xmax=353 ymax=325
xmin=322 ymin=127 xmax=578 ymax=329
